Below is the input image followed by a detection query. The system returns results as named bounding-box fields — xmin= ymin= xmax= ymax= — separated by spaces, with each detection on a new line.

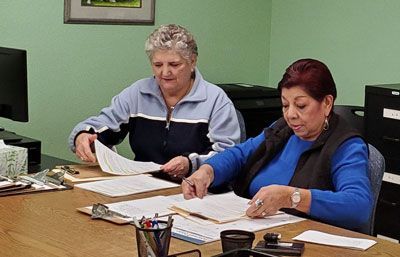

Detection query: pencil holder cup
xmin=134 ymin=220 xmax=172 ymax=257
xmin=220 ymin=230 xmax=255 ymax=253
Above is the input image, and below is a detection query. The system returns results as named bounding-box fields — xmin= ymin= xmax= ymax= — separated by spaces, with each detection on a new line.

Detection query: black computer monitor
xmin=0 ymin=46 xmax=28 ymax=122
xmin=0 ymin=47 xmax=29 ymax=142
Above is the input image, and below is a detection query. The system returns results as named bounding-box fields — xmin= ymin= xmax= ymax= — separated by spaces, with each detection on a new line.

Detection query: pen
xmin=167 ymin=215 xmax=173 ymax=227
xmin=182 ymin=177 xmax=194 ymax=187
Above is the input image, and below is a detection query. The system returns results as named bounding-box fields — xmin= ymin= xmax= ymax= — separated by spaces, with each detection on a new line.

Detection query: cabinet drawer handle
xmin=382 ymin=136 xmax=400 ymax=143
xmin=380 ymin=199 xmax=399 ymax=207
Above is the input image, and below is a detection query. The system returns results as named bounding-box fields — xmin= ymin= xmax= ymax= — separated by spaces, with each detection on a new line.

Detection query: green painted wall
xmin=269 ymin=0 xmax=400 ymax=105
xmin=0 ymin=0 xmax=271 ymax=161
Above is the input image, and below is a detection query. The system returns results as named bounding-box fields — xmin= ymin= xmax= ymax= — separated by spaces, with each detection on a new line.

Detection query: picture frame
xmin=64 ymin=0 xmax=155 ymax=25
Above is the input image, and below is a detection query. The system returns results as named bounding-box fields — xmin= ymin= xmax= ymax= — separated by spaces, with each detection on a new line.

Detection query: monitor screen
xmin=0 ymin=46 xmax=28 ymax=122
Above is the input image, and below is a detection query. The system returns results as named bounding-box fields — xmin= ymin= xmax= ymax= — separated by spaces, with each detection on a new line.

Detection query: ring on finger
xmin=261 ymin=211 xmax=266 ymax=216
xmin=255 ymin=198 xmax=264 ymax=208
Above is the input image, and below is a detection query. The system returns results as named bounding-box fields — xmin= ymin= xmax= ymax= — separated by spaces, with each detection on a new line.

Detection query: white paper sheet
xmin=106 ymin=195 xmax=182 ymax=218
xmin=171 ymin=212 xmax=305 ymax=244
xmin=62 ymin=173 xmax=124 ymax=183
xmin=171 ymin=192 xmax=254 ymax=223
xmin=74 ymin=174 xmax=179 ymax=197
xmin=94 ymin=140 xmax=161 ymax=175
xmin=293 ymin=230 xmax=377 ymax=250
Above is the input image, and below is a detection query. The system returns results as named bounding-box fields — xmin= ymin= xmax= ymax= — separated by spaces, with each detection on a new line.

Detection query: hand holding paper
xmin=94 ymin=140 xmax=161 ymax=175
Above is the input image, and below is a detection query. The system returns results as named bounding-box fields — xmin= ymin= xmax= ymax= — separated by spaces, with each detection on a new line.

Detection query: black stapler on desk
xmin=253 ymin=232 xmax=305 ymax=256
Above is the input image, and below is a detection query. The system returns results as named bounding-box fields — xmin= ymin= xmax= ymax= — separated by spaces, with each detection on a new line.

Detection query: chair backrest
xmin=358 ymin=143 xmax=385 ymax=235
xmin=235 ymin=109 xmax=247 ymax=143
xmin=333 ymin=105 xmax=365 ymax=136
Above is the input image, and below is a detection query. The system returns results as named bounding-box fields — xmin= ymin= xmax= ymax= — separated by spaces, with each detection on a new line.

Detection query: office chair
xmin=358 ymin=144 xmax=385 ymax=235
xmin=333 ymin=105 xmax=365 ymax=136
xmin=235 ymin=109 xmax=247 ymax=143
xmin=334 ymin=106 xmax=384 ymax=235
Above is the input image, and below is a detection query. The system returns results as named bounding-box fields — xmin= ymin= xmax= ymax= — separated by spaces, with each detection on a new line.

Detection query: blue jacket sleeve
xmin=205 ymin=132 xmax=265 ymax=187
xmin=309 ymin=137 xmax=372 ymax=230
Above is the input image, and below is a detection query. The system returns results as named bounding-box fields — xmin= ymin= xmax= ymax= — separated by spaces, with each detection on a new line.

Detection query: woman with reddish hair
xmin=182 ymin=58 xmax=372 ymax=232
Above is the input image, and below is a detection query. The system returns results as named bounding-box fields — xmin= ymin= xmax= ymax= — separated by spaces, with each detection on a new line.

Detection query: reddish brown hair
xmin=277 ymin=58 xmax=337 ymax=102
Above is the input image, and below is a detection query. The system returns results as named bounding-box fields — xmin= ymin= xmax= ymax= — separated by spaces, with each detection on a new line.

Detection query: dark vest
xmin=233 ymin=112 xmax=363 ymax=200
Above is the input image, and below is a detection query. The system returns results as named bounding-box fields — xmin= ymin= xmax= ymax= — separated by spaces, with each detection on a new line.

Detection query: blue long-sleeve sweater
xmin=206 ymin=131 xmax=372 ymax=230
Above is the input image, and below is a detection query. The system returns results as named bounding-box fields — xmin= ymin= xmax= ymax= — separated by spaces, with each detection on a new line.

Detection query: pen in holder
xmin=133 ymin=216 xmax=173 ymax=257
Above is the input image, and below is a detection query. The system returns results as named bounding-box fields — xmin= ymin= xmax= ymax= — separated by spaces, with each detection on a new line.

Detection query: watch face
xmin=291 ymin=188 xmax=301 ymax=207
xmin=292 ymin=194 xmax=301 ymax=203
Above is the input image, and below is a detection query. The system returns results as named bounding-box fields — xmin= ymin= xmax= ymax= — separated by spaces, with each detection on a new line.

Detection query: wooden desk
xmin=0 ymin=176 xmax=399 ymax=256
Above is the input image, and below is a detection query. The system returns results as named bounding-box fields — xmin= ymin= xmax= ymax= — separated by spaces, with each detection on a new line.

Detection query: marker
xmin=151 ymin=217 xmax=159 ymax=229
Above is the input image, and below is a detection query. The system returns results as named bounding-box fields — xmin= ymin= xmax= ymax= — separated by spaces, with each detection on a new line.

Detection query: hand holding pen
xmin=181 ymin=164 xmax=214 ymax=199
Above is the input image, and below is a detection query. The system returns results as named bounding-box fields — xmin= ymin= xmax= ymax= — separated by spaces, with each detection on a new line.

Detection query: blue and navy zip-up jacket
xmin=68 ymin=68 xmax=241 ymax=172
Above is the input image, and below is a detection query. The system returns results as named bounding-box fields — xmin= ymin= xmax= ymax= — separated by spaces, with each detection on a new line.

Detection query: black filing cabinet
xmin=365 ymin=83 xmax=400 ymax=240
xmin=217 ymin=83 xmax=282 ymax=138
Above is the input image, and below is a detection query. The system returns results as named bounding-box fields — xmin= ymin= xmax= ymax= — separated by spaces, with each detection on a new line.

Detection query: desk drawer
xmin=375 ymin=181 xmax=400 ymax=240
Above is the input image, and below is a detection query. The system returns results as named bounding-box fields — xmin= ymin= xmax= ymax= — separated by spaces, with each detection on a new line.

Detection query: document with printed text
xmin=170 ymin=192 xmax=251 ymax=223
xmin=74 ymin=174 xmax=179 ymax=197
xmin=172 ymin=212 xmax=305 ymax=244
xmin=94 ymin=140 xmax=161 ymax=175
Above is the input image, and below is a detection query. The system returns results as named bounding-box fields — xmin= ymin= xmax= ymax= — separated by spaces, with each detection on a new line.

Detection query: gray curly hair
xmin=145 ymin=24 xmax=198 ymax=61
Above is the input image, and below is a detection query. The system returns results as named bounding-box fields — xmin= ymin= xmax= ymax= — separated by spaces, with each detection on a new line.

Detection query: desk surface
xmin=0 ymin=169 xmax=399 ymax=257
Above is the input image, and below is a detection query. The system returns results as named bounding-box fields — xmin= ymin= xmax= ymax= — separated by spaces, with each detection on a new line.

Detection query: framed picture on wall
xmin=64 ymin=0 xmax=155 ymax=25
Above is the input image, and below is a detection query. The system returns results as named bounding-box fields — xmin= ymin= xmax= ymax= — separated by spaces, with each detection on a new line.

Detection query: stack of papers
xmin=77 ymin=193 xmax=305 ymax=244
xmin=72 ymin=140 xmax=177 ymax=197
xmin=170 ymin=192 xmax=249 ymax=223
xmin=293 ymin=230 xmax=377 ymax=250
xmin=74 ymin=175 xmax=179 ymax=197
xmin=78 ymin=194 xmax=184 ymax=221
xmin=0 ymin=175 xmax=69 ymax=197
xmin=172 ymin=212 xmax=304 ymax=244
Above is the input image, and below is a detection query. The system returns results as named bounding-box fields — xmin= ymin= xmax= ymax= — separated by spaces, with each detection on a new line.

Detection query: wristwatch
xmin=290 ymin=188 xmax=301 ymax=209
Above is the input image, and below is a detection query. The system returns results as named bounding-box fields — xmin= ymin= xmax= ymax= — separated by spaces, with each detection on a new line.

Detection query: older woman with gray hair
xmin=68 ymin=24 xmax=240 ymax=180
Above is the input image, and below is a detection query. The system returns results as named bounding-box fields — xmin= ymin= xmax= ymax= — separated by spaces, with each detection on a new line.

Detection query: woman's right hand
xmin=182 ymin=164 xmax=215 ymax=199
xmin=74 ymin=133 xmax=98 ymax=163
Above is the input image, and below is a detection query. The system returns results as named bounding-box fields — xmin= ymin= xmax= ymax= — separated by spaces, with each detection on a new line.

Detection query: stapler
xmin=254 ymin=232 xmax=305 ymax=256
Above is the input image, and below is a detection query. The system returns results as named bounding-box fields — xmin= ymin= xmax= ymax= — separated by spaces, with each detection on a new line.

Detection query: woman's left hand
xmin=160 ymin=156 xmax=190 ymax=178
xmin=246 ymin=185 xmax=292 ymax=218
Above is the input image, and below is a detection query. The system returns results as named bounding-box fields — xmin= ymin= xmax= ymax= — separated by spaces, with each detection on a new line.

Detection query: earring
xmin=323 ymin=117 xmax=329 ymax=131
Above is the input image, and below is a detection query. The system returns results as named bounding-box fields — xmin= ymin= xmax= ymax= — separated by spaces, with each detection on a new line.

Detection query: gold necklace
xmin=162 ymin=79 xmax=194 ymax=109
